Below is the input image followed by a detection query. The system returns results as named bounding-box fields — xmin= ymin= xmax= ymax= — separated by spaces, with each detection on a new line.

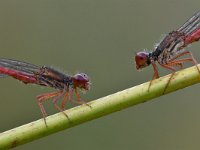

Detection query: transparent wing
xmin=177 ymin=11 xmax=200 ymax=36
xmin=0 ymin=74 xmax=8 ymax=78
xmin=0 ymin=58 xmax=40 ymax=75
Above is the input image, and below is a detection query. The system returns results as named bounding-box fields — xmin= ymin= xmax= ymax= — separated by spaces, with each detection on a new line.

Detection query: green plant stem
xmin=1 ymin=65 xmax=200 ymax=149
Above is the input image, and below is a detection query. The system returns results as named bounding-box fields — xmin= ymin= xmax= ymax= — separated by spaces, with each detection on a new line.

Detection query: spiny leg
xmin=69 ymin=88 xmax=81 ymax=105
xmin=167 ymin=57 xmax=199 ymax=73
xmin=36 ymin=91 xmax=63 ymax=127
xmin=61 ymin=92 xmax=69 ymax=110
xmin=52 ymin=91 xmax=70 ymax=120
xmin=168 ymin=51 xmax=200 ymax=73
xmin=159 ymin=51 xmax=200 ymax=94
xmin=74 ymin=88 xmax=92 ymax=108
xmin=186 ymin=51 xmax=200 ymax=74
xmin=159 ymin=57 xmax=198 ymax=94
xmin=69 ymin=88 xmax=92 ymax=108
xmin=36 ymin=91 xmax=62 ymax=100
xmin=169 ymin=63 xmax=183 ymax=69
xmin=148 ymin=60 xmax=159 ymax=92
xmin=158 ymin=62 xmax=176 ymax=94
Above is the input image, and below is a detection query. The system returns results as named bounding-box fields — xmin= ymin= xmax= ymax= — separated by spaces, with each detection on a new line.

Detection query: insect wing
xmin=177 ymin=11 xmax=200 ymax=36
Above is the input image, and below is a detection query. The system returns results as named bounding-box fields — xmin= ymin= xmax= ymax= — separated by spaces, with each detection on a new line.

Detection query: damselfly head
xmin=72 ymin=73 xmax=90 ymax=90
xmin=135 ymin=51 xmax=150 ymax=70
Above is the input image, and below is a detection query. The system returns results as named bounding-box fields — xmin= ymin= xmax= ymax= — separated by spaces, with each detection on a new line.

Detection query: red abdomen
xmin=185 ymin=28 xmax=200 ymax=45
xmin=0 ymin=67 xmax=37 ymax=84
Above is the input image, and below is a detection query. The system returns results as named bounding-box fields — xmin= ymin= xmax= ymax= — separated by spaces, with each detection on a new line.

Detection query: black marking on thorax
xmin=35 ymin=66 xmax=72 ymax=90
xmin=151 ymin=31 xmax=185 ymax=63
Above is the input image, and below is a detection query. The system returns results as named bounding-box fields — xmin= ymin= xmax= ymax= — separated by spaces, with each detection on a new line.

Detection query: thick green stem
xmin=0 ymin=65 xmax=200 ymax=149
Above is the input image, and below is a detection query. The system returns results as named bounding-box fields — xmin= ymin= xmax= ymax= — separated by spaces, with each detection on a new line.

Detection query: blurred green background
xmin=0 ymin=0 xmax=200 ymax=149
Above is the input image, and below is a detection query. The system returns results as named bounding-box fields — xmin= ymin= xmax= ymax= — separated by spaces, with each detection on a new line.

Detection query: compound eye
xmin=74 ymin=73 xmax=89 ymax=82
xmin=140 ymin=56 xmax=144 ymax=60
xmin=76 ymin=74 xmax=84 ymax=81
xmin=82 ymin=73 xmax=88 ymax=78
